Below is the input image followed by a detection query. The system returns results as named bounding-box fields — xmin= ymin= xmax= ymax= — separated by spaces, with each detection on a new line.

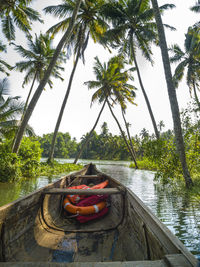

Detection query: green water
xmin=0 ymin=159 xmax=199 ymax=260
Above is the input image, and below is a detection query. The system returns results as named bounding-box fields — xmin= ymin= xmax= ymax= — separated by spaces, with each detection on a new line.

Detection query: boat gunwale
xmin=125 ymin=187 xmax=197 ymax=267
xmin=0 ymin=163 xmax=198 ymax=266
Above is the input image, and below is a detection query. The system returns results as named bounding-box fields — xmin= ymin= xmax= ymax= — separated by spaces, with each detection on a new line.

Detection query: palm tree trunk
xmin=106 ymin=99 xmax=138 ymax=166
xmin=151 ymin=0 xmax=193 ymax=187
xmin=47 ymin=47 xmax=81 ymax=164
xmin=23 ymin=71 xmax=37 ymax=115
xmin=11 ymin=71 xmax=37 ymax=149
xmin=121 ymin=107 xmax=138 ymax=162
xmin=131 ymin=46 xmax=160 ymax=140
xmin=193 ymin=81 xmax=200 ymax=110
xmin=12 ymin=0 xmax=82 ymax=154
xmin=73 ymin=99 xmax=107 ymax=164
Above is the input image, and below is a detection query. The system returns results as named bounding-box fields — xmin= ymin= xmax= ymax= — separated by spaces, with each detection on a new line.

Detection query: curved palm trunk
xmin=121 ymin=108 xmax=138 ymax=167
xmin=23 ymin=72 xmax=37 ymax=115
xmin=151 ymin=0 xmax=193 ymax=188
xmin=73 ymin=99 xmax=107 ymax=164
xmin=47 ymin=47 xmax=81 ymax=164
xmin=106 ymin=99 xmax=138 ymax=165
xmin=12 ymin=0 xmax=82 ymax=154
xmin=131 ymin=47 xmax=160 ymax=140
xmin=11 ymin=72 xmax=37 ymax=149
xmin=193 ymin=81 xmax=200 ymax=110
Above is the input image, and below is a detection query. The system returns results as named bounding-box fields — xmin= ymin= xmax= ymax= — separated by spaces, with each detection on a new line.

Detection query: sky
xmin=1 ymin=0 xmax=199 ymax=141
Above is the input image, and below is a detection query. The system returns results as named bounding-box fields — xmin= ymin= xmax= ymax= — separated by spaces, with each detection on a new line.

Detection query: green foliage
xmin=0 ymin=136 xmax=82 ymax=182
xmin=18 ymin=137 xmax=42 ymax=178
xmin=0 ymin=137 xmax=42 ymax=182
xmin=130 ymin=158 xmax=158 ymax=171
xmin=39 ymin=132 xmax=78 ymax=158
xmin=39 ymin=161 xmax=82 ymax=177
xmin=0 ymin=152 xmax=22 ymax=182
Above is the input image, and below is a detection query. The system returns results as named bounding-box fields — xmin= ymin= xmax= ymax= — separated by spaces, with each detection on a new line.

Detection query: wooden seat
xmin=42 ymin=187 xmax=125 ymax=195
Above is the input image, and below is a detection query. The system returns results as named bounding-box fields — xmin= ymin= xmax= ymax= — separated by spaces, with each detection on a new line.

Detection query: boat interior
xmin=0 ymin=164 xmax=196 ymax=266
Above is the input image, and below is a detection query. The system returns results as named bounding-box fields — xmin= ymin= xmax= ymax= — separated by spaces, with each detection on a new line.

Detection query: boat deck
xmin=0 ymin=254 xmax=191 ymax=267
xmin=0 ymin=164 xmax=197 ymax=266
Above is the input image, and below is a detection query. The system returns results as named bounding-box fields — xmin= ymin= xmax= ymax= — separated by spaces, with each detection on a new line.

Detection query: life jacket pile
xmin=63 ymin=180 xmax=109 ymax=223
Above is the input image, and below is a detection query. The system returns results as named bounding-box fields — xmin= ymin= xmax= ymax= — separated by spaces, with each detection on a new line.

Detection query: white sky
xmin=1 ymin=0 xmax=199 ymax=141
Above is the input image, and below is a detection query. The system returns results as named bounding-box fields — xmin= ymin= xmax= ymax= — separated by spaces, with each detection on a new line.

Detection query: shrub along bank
xmin=0 ymin=137 xmax=82 ymax=182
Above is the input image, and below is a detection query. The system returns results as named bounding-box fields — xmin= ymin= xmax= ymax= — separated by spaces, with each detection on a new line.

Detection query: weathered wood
xmin=43 ymin=188 xmax=123 ymax=195
xmin=164 ymin=254 xmax=193 ymax=267
xmin=0 ymin=259 xmax=167 ymax=266
xmin=76 ymin=175 xmax=102 ymax=178
xmin=0 ymin=163 xmax=197 ymax=266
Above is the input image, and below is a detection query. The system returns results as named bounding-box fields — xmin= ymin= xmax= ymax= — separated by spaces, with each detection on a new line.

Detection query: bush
xmin=18 ymin=137 xmax=42 ymax=178
xmin=0 ymin=137 xmax=42 ymax=181
xmin=0 ymin=152 xmax=22 ymax=182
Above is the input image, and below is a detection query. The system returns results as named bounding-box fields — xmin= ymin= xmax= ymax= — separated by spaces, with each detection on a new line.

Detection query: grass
xmin=38 ymin=161 xmax=83 ymax=177
xmin=130 ymin=157 xmax=158 ymax=171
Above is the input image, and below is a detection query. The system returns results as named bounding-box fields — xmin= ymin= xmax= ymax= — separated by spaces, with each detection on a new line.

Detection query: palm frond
xmin=2 ymin=16 xmax=15 ymax=40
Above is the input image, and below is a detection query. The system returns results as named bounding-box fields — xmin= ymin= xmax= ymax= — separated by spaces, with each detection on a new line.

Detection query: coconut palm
xmin=190 ymin=0 xmax=200 ymax=13
xmin=73 ymin=99 xmax=107 ymax=164
xmin=44 ymin=0 xmax=108 ymax=163
xmin=13 ymin=33 xmax=66 ymax=115
xmin=0 ymin=40 xmax=12 ymax=76
xmin=0 ymin=78 xmax=34 ymax=141
xmin=12 ymin=0 xmax=82 ymax=153
xmin=82 ymin=55 xmax=138 ymax=165
xmin=170 ymin=27 xmax=200 ymax=110
xmin=151 ymin=0 xmax=193 ymax=187
xmin=101 ymin=0 xmax=175 ymax=140
xmin=0 ymin=0 xmax=43 ymax=41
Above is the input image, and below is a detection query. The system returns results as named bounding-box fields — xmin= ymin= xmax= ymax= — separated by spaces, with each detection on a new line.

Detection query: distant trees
xmin=39 ymin=132 xmax=77 ymax=159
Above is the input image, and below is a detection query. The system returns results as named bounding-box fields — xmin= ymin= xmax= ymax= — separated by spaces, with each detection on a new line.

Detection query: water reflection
xmin=0 ymin=158 xmax=199 ymax=259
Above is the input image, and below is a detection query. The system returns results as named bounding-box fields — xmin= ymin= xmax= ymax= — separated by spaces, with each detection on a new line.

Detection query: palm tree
xmin=100 ymin=0 xmax=174 ymax=140
xmin=190 ymin=1 xmax=200 ymax=13
xmin=44 ymin=0 xmax=108 ymax=163
xmin=170 ymin=27 xmax=200 ymax=110
xmin=121 ymin=109 xmax=137 ymax=159
xmin=0 ymin=78 xmax=34 ymax=141
xmin=158 ymin=120 xmax=165 ymax=133
xmin=84 ymin=55 xmax=138 ymax=166
xmin=0 ymin=0 xmax=43 ymax=41
xmin=73 ymin=99 xmax=107 ymax=164
xmin=0 ymin=40 xmax=12 ymax=76
xmin=13 ymin=33 xmax=66 ymax=115
xmin=12 ymin=0 xmax=82 ymax=154
xmin=151 ymin=0 xmax=193 ymax=188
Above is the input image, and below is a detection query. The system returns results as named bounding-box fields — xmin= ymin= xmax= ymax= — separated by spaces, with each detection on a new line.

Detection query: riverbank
xmin=130 ymin=158 xmax=200 ymax=205
xmin=38 ymin=161 xmax=83 ymax=177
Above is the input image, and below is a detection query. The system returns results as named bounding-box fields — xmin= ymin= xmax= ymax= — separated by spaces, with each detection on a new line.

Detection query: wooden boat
xmin=0 ymin=163 xmax=197 ymax=266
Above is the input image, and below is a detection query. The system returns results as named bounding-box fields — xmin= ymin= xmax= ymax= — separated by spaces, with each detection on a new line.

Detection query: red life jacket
xmin=75 ymin=194 xmax=109 ymax=223
xmin=76 ymin=207 xmax=109 ymax=223
xmin=66 ymin=180 xmax=109 ymax=204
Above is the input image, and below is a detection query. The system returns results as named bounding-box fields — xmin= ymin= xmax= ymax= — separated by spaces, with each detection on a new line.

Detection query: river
xmin=0 ymin=159 xmax=199 ymax=260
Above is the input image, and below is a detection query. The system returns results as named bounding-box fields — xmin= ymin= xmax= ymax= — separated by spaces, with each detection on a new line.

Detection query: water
xmin=0 ymin=159 xmax=199 ymax=260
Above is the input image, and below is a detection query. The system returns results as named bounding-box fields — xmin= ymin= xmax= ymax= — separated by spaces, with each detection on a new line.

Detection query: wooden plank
xmin=164 ymin=254 xmax=194 ymax=267
xmin=76 ymin=175 xmax=102 ymax=178
xmin=43 ymin=188 xmax=122 ymax=195
xmin=0 ymin=260 xmax=167 ymax=266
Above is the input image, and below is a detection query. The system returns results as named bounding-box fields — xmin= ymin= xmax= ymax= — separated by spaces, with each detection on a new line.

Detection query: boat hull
xmin=0 ymin=164 xmax=197 ymax=266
